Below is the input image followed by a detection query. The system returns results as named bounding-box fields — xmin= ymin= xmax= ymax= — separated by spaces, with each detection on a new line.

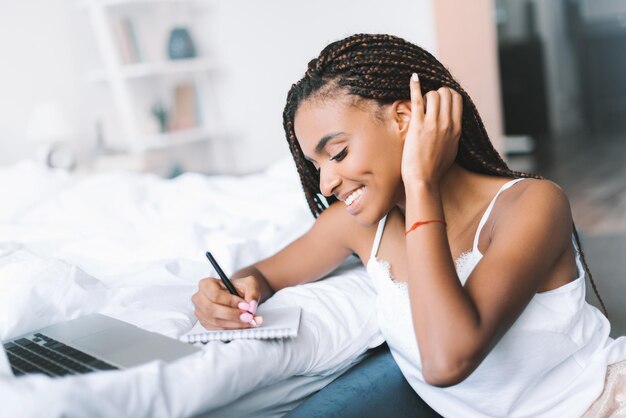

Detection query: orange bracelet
xmin=405 ymin=219 xmax=447 ymax=236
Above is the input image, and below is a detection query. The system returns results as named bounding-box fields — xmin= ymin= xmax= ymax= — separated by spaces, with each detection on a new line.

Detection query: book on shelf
xmin=110 ymin=15 xmax=142 ymax=64
xmin=169 ymin=82 xmax=199 ymax=131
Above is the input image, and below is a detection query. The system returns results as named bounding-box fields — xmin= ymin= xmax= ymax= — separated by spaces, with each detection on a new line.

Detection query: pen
xmin=205 ymin=251 xmax=257 ymax=327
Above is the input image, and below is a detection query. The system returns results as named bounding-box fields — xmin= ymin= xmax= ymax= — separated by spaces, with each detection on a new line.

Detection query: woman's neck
xmin=397 ymin=164 xmax=488 ymax=224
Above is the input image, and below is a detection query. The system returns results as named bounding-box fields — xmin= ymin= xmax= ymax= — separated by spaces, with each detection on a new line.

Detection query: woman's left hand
xmin=400 ymin=74 xmax=463 ymax=185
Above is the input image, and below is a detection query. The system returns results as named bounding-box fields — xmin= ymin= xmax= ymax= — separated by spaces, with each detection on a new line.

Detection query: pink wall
xmin=432 ymin=0 xmax=504 ymax=153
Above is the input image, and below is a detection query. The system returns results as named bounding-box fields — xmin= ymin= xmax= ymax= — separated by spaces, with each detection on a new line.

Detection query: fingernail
xmin=238 ymin=302 xmax=250 ymax=311
xmin=240 ymin=312 xmax=253 ymax=323
xmin=412 ymin=73 xmax=419 ymax=82
xmin=249 ymin=318 xmax=257 ymax=327
xmin=249 ymin=300 xmax=258 ymax=314
xmin=255 ymin=316 xmax=263 ymax=326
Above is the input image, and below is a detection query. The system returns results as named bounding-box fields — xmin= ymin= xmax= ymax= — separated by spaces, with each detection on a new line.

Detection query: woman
xmin=192 ymin=34 xmax=626 ymax=417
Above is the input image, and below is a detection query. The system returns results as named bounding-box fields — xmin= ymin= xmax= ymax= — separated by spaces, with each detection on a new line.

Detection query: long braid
xmin=282 ymin=33 xmax=608 ymax=317
xmin=573 ymin=228 xmax=609 ymax=317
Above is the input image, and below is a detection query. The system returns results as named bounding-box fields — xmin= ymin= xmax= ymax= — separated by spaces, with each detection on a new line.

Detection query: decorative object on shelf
xmin=167 ymin=27 xmax=197 ymax=60
xmin=45 ymin=142 xmax=78 ymax=171
xmin=151 ymin=101 xmax=170 ymax=133
xmin=168 ymin=162 xmax=184 ymax=178
xmin=25 ymin=102 xmax=77 ymax=171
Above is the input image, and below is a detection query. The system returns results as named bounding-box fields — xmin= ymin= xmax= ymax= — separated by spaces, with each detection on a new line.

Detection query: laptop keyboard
xmin=3 ymin=333 xmax=119 ymax=377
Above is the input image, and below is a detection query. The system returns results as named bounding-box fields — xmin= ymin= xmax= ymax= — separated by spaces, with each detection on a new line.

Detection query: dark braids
xmin=282 ymin=33 xmax=608 ymax=317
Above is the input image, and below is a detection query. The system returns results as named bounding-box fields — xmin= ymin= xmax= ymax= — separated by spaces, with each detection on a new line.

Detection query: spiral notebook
xmin=180 ymin=306 xmax=301 ymax=343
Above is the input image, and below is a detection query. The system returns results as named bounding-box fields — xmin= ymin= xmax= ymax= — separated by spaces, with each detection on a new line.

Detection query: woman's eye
xmin=330 ymin=147 xmax=348 ymax=162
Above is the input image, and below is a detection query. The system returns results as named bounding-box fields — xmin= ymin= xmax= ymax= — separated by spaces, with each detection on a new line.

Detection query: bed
xmin=0 ymin=157 xmax=436 ymax=417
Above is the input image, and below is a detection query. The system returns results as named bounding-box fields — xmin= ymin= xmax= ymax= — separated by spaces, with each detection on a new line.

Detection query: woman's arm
xmin=193 ymin=200 xmax=357 ymax=331
xmin=401 ymin=75 xmax=574 ymax=387
xmin=242 ymin=200 xmax=357 ymax=302
xmin=405 ymin=179 xmax=572 ymax=387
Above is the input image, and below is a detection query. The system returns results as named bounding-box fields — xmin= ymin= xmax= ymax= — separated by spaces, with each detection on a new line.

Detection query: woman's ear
xmin=390 ymin=100 xmax=412 ymax=137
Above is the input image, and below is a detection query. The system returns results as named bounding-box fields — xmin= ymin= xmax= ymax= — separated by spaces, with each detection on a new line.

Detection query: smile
xmin=345 ymin=187 xmax=364 ymax=207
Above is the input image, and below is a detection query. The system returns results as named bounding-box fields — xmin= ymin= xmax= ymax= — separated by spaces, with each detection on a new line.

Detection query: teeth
xmin=345 ymin=187 xmax=364 ymax=206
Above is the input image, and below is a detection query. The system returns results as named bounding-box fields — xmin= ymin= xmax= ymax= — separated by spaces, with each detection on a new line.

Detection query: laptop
xmin=2 ymin=313 xmax=200 ymax=378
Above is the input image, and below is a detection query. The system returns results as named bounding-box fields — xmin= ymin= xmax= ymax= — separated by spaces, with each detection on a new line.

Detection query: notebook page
xmin=181 ymin=306 xmax=301 ymax=343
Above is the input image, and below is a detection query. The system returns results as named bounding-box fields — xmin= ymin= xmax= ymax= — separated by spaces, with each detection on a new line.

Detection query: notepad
xmin=180 ymin=306 xmax=302 ymax=343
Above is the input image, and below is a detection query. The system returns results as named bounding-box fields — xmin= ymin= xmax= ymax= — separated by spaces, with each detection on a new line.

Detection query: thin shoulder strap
xmin=472 ymin=178 xmax=527 ymax=251
xmin=370 ymin=214 xmax=388 ymax=259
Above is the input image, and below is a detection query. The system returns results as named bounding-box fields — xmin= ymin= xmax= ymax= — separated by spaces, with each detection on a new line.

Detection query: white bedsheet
xmin=0 ymin=159 xmax=384 ymax=418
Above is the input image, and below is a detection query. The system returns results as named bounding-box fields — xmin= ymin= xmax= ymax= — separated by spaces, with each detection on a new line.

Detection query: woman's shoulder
xmin=504 ymin=177 xmax=570 ymax=211
xmin=477 ymin=177 xmax=579 ymax=294
xmin=493 ymin=177 xmax=573 ymax=235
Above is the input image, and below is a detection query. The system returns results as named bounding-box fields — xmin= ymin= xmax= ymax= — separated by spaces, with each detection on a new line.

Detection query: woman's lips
xmin=345 ymin=187 xmax=365 ymax=214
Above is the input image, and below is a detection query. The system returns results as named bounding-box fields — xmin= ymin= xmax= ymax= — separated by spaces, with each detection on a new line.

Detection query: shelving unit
xmin=79 ymin=0 xmax=220 ymax=174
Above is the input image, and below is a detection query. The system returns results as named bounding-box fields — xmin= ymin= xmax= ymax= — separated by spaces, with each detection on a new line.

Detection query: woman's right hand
xmin=191 ymin=275 xmax=264 ymax=329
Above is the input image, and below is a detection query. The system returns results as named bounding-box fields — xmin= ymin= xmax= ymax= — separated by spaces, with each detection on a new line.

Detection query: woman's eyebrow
xmin=315 ymin=132 xmax=346 ymax=154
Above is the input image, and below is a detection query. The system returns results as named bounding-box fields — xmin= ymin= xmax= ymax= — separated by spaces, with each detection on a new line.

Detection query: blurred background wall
xmin=0 ymin=1 xmax=81 ymax=165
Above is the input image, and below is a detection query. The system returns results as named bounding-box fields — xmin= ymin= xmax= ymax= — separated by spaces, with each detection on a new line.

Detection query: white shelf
xmin=87 ymin=57 xmax=216 ymax=82
xmin=139 ymin=126 xmax=215 ymax=151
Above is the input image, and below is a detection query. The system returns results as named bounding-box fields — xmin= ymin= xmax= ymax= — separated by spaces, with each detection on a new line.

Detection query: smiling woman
xmin=192 ymin=33 xmax=626 ymax=417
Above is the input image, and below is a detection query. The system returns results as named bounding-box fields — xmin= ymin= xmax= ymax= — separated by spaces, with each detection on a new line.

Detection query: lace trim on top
xmin=370 ymin=256 xmax=408 ymax=291
xmin=372 ymin=250 xmax=473 ymax=290
xmin=454 ymin=249 xmax=474 ymax=273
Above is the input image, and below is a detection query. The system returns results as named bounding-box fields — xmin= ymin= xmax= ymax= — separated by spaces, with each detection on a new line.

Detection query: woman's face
xmin=294 ymin=96 xmax=407 ymax=227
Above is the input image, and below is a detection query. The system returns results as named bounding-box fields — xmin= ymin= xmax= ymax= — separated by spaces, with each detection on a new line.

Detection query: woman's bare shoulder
xmin=493 ymin=178 xmax=573 ymax=238
xmin=505 ymin=178 xmax=570 ymax=212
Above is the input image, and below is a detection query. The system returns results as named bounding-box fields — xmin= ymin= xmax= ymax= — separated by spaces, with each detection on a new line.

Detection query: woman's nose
xmin=319 ymin=166 xmax=341 ymax=197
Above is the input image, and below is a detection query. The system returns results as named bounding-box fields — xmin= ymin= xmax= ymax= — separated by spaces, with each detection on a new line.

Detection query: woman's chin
xmin=350 ymin=208 xmax=384 ymax=229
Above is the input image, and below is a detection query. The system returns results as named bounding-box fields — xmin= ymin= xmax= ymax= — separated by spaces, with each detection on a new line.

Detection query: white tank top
xmin=366 ymin=178 xmax=626 ymax=417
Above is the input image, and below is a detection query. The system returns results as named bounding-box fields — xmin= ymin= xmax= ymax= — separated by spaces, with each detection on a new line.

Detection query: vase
xmin=167 ymin=27 xmax=196 ymax=60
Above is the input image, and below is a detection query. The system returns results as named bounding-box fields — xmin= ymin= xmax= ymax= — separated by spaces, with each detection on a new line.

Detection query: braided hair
xmin=282 ymin=33 xmax=607 ymax=317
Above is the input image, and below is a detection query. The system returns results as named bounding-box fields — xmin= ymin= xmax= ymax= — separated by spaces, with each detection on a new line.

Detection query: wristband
xmin=405 ymin=219 xmax=447 ymax=236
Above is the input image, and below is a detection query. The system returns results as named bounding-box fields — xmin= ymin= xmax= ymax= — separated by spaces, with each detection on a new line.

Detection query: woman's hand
xmin=191 ymin=275 xmax=264 ymax=329
xmin=401 ymin=74 xmax=463 ymax=185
